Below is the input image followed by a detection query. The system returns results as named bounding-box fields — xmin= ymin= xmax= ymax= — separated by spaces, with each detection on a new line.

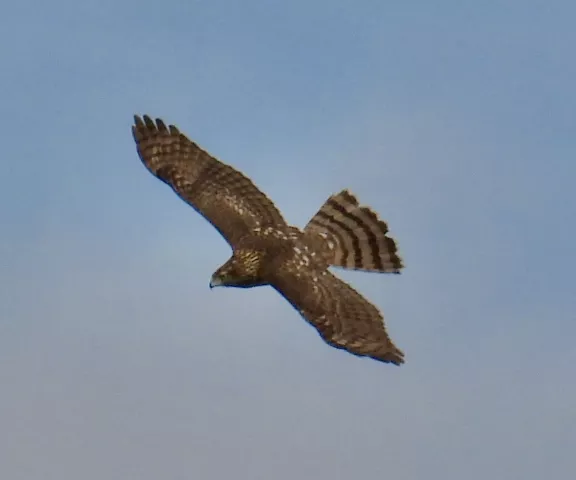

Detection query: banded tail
xmin=304 ymin=190 xmax=403 ymax=273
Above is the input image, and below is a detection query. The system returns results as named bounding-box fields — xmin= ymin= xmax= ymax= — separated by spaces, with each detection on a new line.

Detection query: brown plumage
xmin=305 ymin=189 xmax=403 ymax=273
xmin=132 ymin=114 xmax=406 ymax=365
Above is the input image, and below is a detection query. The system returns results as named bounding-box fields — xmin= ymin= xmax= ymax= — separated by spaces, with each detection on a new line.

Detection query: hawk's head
xmin=210 ymin=249 xmax=266 ymax=289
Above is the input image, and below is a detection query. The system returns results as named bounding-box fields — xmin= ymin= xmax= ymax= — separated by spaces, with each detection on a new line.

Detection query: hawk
xmin=132 ymin=115 xmax=406 ymax=365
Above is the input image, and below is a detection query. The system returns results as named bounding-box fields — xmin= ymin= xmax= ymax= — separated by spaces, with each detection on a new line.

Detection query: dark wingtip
xmin=143 ymin=114 xmax=156 ymax=129
xmin=132 ymin=114 xmax=180 ymax=142
xmin=156 ymin=118 xmax=168 ymax=133
xmin=133 ymin=114 xmax=144 ymax=127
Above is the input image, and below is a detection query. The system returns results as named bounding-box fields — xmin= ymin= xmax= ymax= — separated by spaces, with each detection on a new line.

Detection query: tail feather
xmin=304 ymin=190 xmax=403 ymax=273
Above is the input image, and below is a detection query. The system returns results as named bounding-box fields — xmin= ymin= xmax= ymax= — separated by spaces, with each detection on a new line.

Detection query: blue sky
xmin=1 ymin=1 xmax=574 ymax=478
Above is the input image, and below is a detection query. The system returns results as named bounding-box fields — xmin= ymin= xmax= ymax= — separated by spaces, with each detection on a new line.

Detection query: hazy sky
xmin=1 ymin=1 xmax=574 ymax=479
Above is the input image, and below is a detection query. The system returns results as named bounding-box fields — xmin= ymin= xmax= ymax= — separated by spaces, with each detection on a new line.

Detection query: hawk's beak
xmin=209 ymin=275 xmax=223 ymax=289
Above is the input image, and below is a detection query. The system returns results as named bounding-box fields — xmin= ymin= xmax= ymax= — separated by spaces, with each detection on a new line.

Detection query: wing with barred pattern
xmin=269 ymin=267 xmax=404 ymax=365
xmin=132 ymin=115 xmax=286 ymax=246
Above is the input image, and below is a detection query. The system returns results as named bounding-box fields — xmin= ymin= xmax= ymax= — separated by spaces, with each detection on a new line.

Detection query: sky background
xmin=1 ymin=1 xmax=575 ymax=479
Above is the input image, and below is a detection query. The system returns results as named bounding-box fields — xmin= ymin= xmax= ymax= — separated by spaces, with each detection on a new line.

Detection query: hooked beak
xmin=209 ymin=275 xmax=223 ymax=289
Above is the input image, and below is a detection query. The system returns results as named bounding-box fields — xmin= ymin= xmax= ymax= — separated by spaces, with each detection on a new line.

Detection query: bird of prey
xmin=132 ymin=115 xmax=406 ymax=365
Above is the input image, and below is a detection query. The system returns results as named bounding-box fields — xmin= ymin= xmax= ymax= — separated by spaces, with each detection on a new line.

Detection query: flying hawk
xmin=132 ymin=115 xmax=406 ymax=365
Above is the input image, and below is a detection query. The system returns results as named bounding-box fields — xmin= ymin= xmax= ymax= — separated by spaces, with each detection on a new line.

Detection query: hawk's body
xmin=132 ymin=115 xmax=406 ymax=365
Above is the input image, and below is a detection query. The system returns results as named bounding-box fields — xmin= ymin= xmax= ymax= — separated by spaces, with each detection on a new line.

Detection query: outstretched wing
xmin=132 ymin=115 xmax=286 ymax=246
xmin=270 ymin=267 xmax=404 ymax=365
